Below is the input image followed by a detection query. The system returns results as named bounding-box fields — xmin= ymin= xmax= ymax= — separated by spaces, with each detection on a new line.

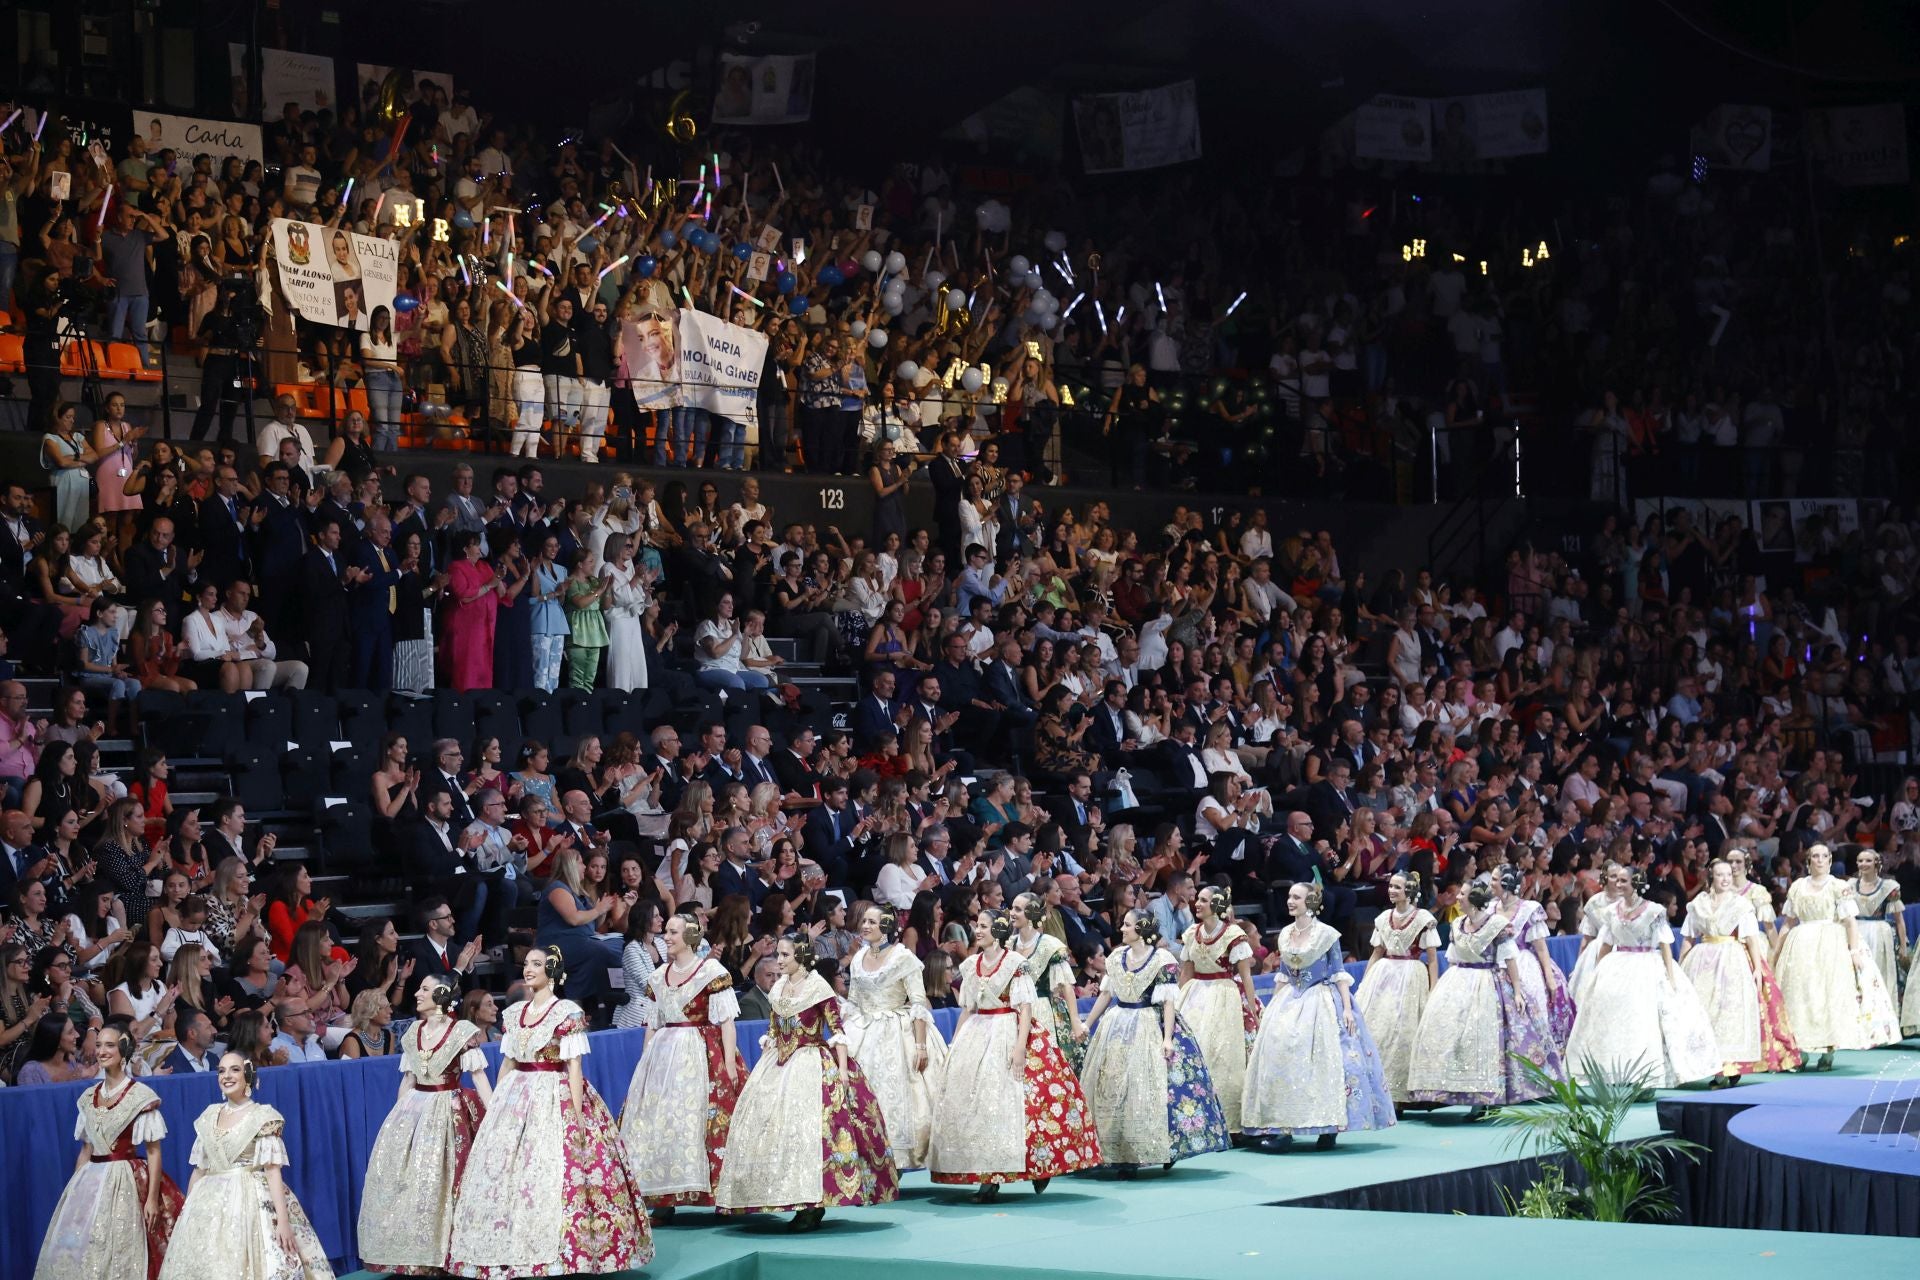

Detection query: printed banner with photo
xmin=355 ymin=65 xmax=457 ymax=119
xmin=711 ymin=53 xmax=815 ymax=126
xmin=678 ymin=308 xmax=769 ymax=434
xmin=1690 ymin=104 xmax=1772 ymax=172
xmin=138 ymin=111 xmax=264 ymax=167
xmin=230 ymin=45 xmax=338 ymax=121
xmin=618 ymin=308 xmax=768 ymax=432
xmin=270 ymin=219 xmax=399 ymax=331
xmin=1806 ymin=104 xmax=1909 ymax=186
xmin=1353 ymin=94 xmax=1433 ymax=162
xmin=1073 ymin=80 xmax=1203 ymax=174
xmin=1749 ymin=498 xmax=1859 ymax=561
xmin=1447 ymin=89 xmax=1550 ymax=159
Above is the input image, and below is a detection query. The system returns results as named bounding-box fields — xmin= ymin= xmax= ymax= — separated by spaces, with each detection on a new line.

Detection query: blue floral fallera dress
xmin=1243 ymin=919 xmax=1397 ymax=1137
xmin=1078 ymin=945 xmax=1231 ymax=1166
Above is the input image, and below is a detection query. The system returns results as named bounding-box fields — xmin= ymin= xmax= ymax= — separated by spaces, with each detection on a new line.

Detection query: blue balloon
xmin=634 ymin=254 xmax=657 ymax=278
xmin=577 ymin=235 xmax=598 ymax=254
xmin=818 ymin=265 xmax=844 ymax=288
xmin=789 ymin=295 xmax=809 ymax=316
xmin=658 ymin=228 xmax=678 ymax=250
xmin=451 ymin=209 xmax=474 ymax=228
xmin=392 ymin=293 xmax=421 ymax=313
xmin=776 ymin=271 xmax=797 ymax=295
xmin=694 ymin=231 xmax=717 ymax=255
xmin=732 ymin=241 xmax=752 ymax=262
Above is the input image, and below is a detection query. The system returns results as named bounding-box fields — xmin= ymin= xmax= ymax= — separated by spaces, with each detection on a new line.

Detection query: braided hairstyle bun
xmin=673 ymin=911 xmax=705 ymax=950
xmin=872 ymin=903 xmax=901 ymax=942
xmin=783 ymin=930 xmax=818 ymax=972
xmin=1014 ymin=893 xmax=1046 ymax=927
xmin=543 ymin=945 xmax=567 ymax=987
xmin=985 ymin=910 xmax=1016 ymax=947
xmin=1129 ymin=908 xmax=1163 ymax=945
xmin=1466 ymin=878 xmax=1495 ymax=911
xmin=430 ymin=979 xmax=460 ymax=1014
xmin=1202 ymin=886 xmax=1232 ymax=919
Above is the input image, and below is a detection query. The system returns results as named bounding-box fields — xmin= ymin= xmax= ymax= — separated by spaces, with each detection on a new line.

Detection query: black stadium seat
xmin=292 ymin=690 xmax=341 ymax=747
xmin=244 ymin=693 xmax=292 ymax=751
xmin=227 ymin=745 xmax=286 ymax=814
xmin=518 ymin=691 xmax=562 ymax=748
xmin=186 ymin=691 xmax=248 ymax=762
xmin=282 ymin=747 xmax=326 ymax=811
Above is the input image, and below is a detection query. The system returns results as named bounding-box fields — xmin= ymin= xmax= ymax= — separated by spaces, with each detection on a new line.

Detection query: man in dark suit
xmin=405 ymin=790 xmax=491 ymax=948
xmin=1086 ymin=678 xmax=1134 ymax=765
xmin=981 ymin=637 xmax=1037 ymax=740
xmin=300 ymin=517 xmax=359 ymax=692
xmin=401 ymin=894 xmax=482 ymax=1005
xmin=711 ymin=823 xmax=772 ymax=907
xmin=932 ymin=631 xmax=1001 ymax=754
xmin=0 ymin=485 xmax=58 ymax=672
xmin=738 ymin=723 xmax=781 ymax=792
xmin=647 ymin=724 xmax=688 ymax=814
xmin=802 ymin=778 xmax=864 ymax=888
xmin=122 ymin=517 xmax=197 ymax=631
xmin=1263 ymin=807 xmax=1354 ymax=931
xmin=1305 ymin=759 xmax=1359 ymax=840
xmin=994 ymin=469 xmax=1040 ymax=559
xmin=196 ymin=463 xmax=253 ymax=590
xmin=1331 ymin=719 xmax=1378 ymax=776
xmin=771 ymin=726 xmax=823 ymax=809
xmin=421 ymin=739 xmax=477 ymax=827
xmin=309 ymin=469 xmax=363 ymax=567
xmin=390 ymin=473 xmax=445 ymax=578
xmin=0 ymin=809 xmax=46 ymax=900
xmin=350 ymin=510 xmax=402 ymax=692
xmin=249 ymin=462 xmax=309 ymax=637
xmin=1154 ymin=721 xmax=1211 ymax=807
xmin=855 ymin=669 xmax=907 ymax=747
xmin=162 ymin=1005 xmax=218 ymax=1074
xmin=928 ymin=429 xmax=968 ymax=568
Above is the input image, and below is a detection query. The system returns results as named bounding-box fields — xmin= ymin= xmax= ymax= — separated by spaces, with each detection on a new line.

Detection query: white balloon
xmin=861 ymin=250 xmax=883 ymax=273
xmin=885 ymin=250 xmax=906 ymax=274
xmin=896 ymin=360 xmax=920 ymax=381
xmin=960 ymin=368 xmax=984 ymax=392
xmin=923 ymin=270 xmax=947 ymax=291
xmin=1008 ymin=254 xmax=1031 ymax=276
xmin=850 ymin=320 xmax=867 ymax=339
xmin=883 ymin=292 xmax=905 ymax=315
xmin=1033 ymin=289 xmax=1057 ymax=312
xmin=1039 ymin=312 xmax=1059 ymax=331
xmin=868 ymin=327 xmax=890 ymax=349
xmin=1043 ymin=229 xmax=1068 ymax=254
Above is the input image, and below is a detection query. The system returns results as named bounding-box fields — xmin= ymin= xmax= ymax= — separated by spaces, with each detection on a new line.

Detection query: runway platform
xmin=329 ymin=1047 xmax=1919 ymax=1280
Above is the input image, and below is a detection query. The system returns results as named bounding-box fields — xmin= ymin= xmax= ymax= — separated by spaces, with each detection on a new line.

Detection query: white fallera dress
xmin=1775 ymin=876 xmax=1900 ymax=1053
xmin=617 ymin=956 xmax=741 ymax=1207
xmin=357 ymin=1018 xmax=490 ymax=1273
xmin=842 ymin=943 xmax=948 ymax=1170
xmin=1569 ymin=892 xmax=1617 ymax=1007
xmin=1563 ymin=899 xmax=1722 ymax=1088
xmin=1178 ymin=921 xmax=1257 ymax=1131
xmin=1356 ymin=907 xmax=1440 ymax=1103
xmin=1847 ymin=878 xmax=1903 ymax=1001
xmin=158 ymin=1102 xmax=335 ymax=1280
xmin=1679 ymin=893 xmax=1763 ymax=1071
xmin=35 ymin=1080 xmax=184 ymax=1280
xmin=1241 ymin=919 xmax=1396 ymax=1136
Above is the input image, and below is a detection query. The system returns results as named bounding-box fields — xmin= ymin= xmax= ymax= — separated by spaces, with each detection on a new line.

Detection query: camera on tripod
xmin=53 ymin=277 xmax=105 ymax=330
xmin=219 ymin=272 xmax=267 ymax=348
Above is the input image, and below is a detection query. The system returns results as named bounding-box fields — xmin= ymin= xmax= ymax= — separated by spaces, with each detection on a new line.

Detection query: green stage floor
xmin=353 ymin=1047 xmax=1920 ymax=1280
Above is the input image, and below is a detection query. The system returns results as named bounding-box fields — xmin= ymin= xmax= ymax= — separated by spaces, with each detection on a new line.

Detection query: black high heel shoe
xmin=971 ymin=1183 xmax=1001 ymax=1204
xmin=1033 ymin=1177 xmax=1051 ymax=1194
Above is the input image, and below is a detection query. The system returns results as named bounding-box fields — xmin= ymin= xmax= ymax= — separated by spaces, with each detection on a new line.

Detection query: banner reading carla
xmin=270 ymin=219 xmax=399 ymax=332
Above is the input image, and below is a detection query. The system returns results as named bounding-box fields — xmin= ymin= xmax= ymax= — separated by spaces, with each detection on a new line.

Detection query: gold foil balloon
xmin=665 ymin=90 xmax=697 ymax=144
xmin=375 ymin=69 xmax=411 ymax=125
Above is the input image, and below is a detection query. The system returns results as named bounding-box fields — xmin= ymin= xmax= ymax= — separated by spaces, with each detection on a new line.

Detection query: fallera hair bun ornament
xmin=1399 ymin=870 xmax=1423 ymax=895
xmin=242 ymin=1060 xmax=258 ymax=1090
xmin=784 ymin=930 xmax=817 ymax=971
xmin=1204 ymin=886 xmax=1232 ymax=918
xmin=1498 ymin=863 xmax=1523 ymax=894
xmin=543 ymin=945 xmax=567 ymax=986
xmin=1629 ymin=866 xmax=1649 ymax=895
xmin=874 ymin=903 xmax=901 ymax=941
xmin=1302 ymin=884 xmax=1326 ymax=915
xmin=1130 ymin=908 xmax=1162 ymax=945
xmin=986 ymin=910 xmax=1016 ymax=946
xmin=430 ymin=979 xmax=459 ymax=1013
xmin=675 ymin=911 xmax=705 ymax=949
xmin=1466 ymin=875 xmax=1495 ymax=911
xmin=1017 ymin=893 xmax=1046 ymax=926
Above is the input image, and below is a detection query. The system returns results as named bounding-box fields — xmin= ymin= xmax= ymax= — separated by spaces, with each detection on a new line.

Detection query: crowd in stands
xmin=0 ymin=86 xmax=1917 ymax=1085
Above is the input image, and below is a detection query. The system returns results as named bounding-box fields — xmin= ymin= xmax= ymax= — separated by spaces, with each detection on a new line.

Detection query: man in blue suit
xmin=803 ymin=777 xmax=864 ymax=888
xmin=350 ymin=510 xmax=403 ymax=691
xmin=855 ymin=668 xmax=907 ymax=746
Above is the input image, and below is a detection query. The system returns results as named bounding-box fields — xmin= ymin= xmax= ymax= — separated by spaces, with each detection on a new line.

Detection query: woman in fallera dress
xmin=1010 ymin=892 xmax=1086 ymax=1073
xmin=1725 ymin=846 xmax=1801 ymax=1070
xmin=1678 ymin=860 xmax=1765 ymax=1084
xmin=1242 ymin=884 xmax=1396 ymax=1149
xmin=714 ymin=933 xmax=899 ymax=1230
xmin=929 ymin=909 xmax=1102 ymax=1199
xmin=158 ymin=1053 xmax=333 ymax=1280
xmin=1772 ymin=844 xmax=1900 ymax=1070
xmin=1177 ymin=887 xmax=1261 ymax=1134
xmin=842 ymin=903 xmax=947 ymax=1171
xmin=1406 ymin=877 xmax=1563 ymax=1112
xmin=358 ymin=976 xmax=493 ymax=1275
xmin=447 ymin=948 xmax=650 ymax=1277
xmin=1078 ymin=909 xmax=1230 ymax=1175
xmin=34 ymin=1028 xmax=184 ymax=1280
xmin=1846 ymin=848 xmax=1905 ymax=1006
xmin=1568 ymin=870 xmax=1627 ymax=1006
xmin=1495 ymin=864 xmax=1576 ymax=1049
xmin=1563 ymin=866 xmax=1723 ymax=1088
xmin=617 ymin=913 xmax=742 ymax=1217
xmin=1356 ymin=871 xmax=1440 ymax=1105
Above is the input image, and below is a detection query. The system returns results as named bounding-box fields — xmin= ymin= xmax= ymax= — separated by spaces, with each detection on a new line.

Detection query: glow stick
xmin=730 ymin=284 xmax=763 ymax=308
xmin=98 ymin=186 xmax=113 ymax=227
xmin=0 ymin=109 xmax=20 ymax=134
xmin=33 ymin=111 xmax=49 ymax=142
xmin=1116 ymin=305 xmax=1127 ymax=326
xmin=1056 ymin=255 xmax=1075 ymax=285
xmin=584 ymin=207 xmax=613 ymax=234
xmin=599 ymin=254 xmax=630 ymax=281
xmin=460 ymin=257 xmax=471 ymax=285
xmin=1096 ymin=301 xmax=1107 ymax=333
xmin=711 ymin=152 xmax=720 ymax=187
xmin=1225 ymin=290 xmax=1247 ymax=316
xmin=341 ymin=177 xmax=354 ymax=208
xmin=1063 ymin=292 xmax=1086 ymax=318
xmin=483 ymin=218 xmax=490 ymax=246
xmin=505 ymin=251 xmax=514 ymax=282
xmin=494 ymin=280 xmax=522 ymax=306
xmin=920 ymin=245 xmax=934 ymax=278
xmin=771 ymin=162 xmax=784 ymax=195
xmin=681 ymin=286 xmax=696 ymax=311
xmin=1154 ymin=281 xmax=1167 ymax=312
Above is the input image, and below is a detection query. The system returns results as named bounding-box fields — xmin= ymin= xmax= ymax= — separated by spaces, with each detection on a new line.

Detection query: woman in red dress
xmin=443 ymin=532 xmax=500 ymax=692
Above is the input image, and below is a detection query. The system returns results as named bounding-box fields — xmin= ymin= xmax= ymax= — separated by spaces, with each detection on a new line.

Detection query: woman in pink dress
xmin=443 ymin=532 xmax=500 ymax=692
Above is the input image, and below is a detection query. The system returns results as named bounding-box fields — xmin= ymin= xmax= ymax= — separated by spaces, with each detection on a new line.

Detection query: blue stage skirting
xmin=0 ymin=934 xmax=1584 ymax=1275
